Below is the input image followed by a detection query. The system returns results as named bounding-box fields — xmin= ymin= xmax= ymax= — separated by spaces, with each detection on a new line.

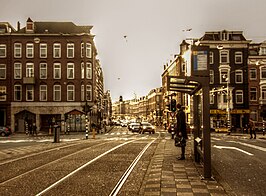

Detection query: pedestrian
xmin=175 ymin=103 xmax=188 ymax=160
xmin=249 ymin=118 xmax=256 ymax=139
xmin=33 ymin=123 xmax=37 ymax=135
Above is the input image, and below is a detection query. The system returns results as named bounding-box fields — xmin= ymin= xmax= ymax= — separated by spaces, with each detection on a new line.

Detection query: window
xmin=209 ymin=51 xmax=214 ymax=64
xmin=261 ymin=67 xmax=266 ymax=79
xmin=53 ymin=43 xmax=61 ymax=58
xmin=26 ymin=43 xmax=34 ymax=58
xmin=67 ymin=85 xmax=75 ymax=101
xmin=14 ymin=43 xmax=22 ymax=58
xmin=67 ymin=43 xmax=74 ymax=58
xmin=40 ymin=63 xmax=47 ymax=79
xmin=14 ymin=85 xmax=22 ymax=101
xmin=250 ymin=87 xmax=257 ymax=101
xmin=235 ymin=90 xmax=243 ymax=104
xmin=261 ymin=86 xmax=266 ymax=100
xmin=235 ymin=52 xmax=242 ymax=64
xmin=53 ymin=85 xmax=61 ymax=101
xmin=26 ymin=85 xmax=34 ymax=101
xmin=40 ymin=43 xmax=47 ymax=58
xmin=220 ymin=69 xmax=229 ymax=84
xmin=210 ymin=70 xmax=214 ymax=84
xmin=235 ymin=70 xmax=243 ymax=83
xmin=54 ymin=63 xmax=61 ymax=79
xmin=0 ymin=64 xmax=6 ymax=79
xmin=26 ymin=63 xmax=34 ymax=77
xmin=86 ymin=63 xmax=92 ymax=79
xmin=81 ymin=62 xmax=85 ymax=79
xmin=67 ymin=63 xmax=74 ymax=79
xmin=81 ymin=85 xmax=84 ymax=101
xmin=259 ymin=47 xmax=266 ymax=55
xmin=0 ymin=86 xmax=6 ymax=101
xmin=220 ymin=50 xmax=229 ymax=63
xmin=40 ymin=85 xmax=47 ymax=101
xmin=0 ymin=44 xmax=6 ymax=58
xmin=81 ymin=43 xmax=84 ymax=57
xmin=86 ymin=85 xmax=92 ymax=101
xmin=250 ymin=68 xmax=257 ymax=80
xmin=86 ymin=43 xmax=92 ymax=58
xmin=250 ymin=110 xmax=258 ymax=121
xmin=14 ymin=63 xmax=22 ymax=79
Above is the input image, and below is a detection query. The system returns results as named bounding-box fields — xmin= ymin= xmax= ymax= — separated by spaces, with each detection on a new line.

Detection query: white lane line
xmin=228 ymin=141 xmax=266 ymax=152
xmin=213 ymin=145 xmax=254 ymax=156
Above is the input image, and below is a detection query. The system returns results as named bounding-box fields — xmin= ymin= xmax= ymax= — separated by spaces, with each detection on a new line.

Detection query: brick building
xmin=0 ymin=18 xmax=104 ymax=133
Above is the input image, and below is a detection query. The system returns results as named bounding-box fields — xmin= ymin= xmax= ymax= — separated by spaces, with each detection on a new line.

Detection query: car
xmin=129 ymin=122 xmax=141 ymax=132
xmin=0 ymin=126 xmax=12 ymax=137
xmin=140 ymin=122 xmax=155 ymax=134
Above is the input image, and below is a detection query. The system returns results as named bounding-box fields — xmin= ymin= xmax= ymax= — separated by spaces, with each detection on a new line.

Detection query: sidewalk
xmin=140 ymin=138 xmax=229 ymax=196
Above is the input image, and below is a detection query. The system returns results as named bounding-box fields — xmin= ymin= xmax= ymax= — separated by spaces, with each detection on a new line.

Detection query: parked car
xmin=140 ymin=122 xmax=155 ymax=134
xmin=0 ymin=126 xmax=12 ymax=137
xmin=129 ymin=122 xmax=141 ymax=132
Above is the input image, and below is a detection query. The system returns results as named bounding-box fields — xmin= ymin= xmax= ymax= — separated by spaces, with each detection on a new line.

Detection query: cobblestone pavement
xmin=140 ymin=138 xmax=229 ymax=196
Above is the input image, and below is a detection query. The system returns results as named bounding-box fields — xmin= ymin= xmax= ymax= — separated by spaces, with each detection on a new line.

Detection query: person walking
xmin=249 ymin=118 xmax=256 ymax=139
xmin=175 ymin=103 xmax=188 ymax=160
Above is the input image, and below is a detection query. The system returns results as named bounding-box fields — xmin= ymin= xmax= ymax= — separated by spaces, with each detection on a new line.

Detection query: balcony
xmin=23 ymin=77 xmax=35 ymax=84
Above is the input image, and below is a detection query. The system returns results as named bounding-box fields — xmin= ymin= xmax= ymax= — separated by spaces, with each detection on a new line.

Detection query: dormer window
xmin=26 ymin=17 xmax=34 ymax=32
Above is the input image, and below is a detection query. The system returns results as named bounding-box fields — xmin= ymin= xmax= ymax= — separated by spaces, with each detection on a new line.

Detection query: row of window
xmin=0 ymin=62 xmax=92 ymax=80
xmin=209 ymin=50 xmax=243 ymax=64
xmin=0 ymin=85 xmax=92 ymax=102
xmin=210 ymin=90 xmax=244 ymax=104
xmin=209 ymin=69 xmax=244 ymax=84
xmin=0 ymin=42 xmax=92 ymax=59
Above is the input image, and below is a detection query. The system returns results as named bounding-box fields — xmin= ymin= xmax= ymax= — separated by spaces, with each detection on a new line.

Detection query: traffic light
xmin=170 ymin=99 xmax=177 ymax=112
xmin=119 ymin=96 xmax=123 ymax=102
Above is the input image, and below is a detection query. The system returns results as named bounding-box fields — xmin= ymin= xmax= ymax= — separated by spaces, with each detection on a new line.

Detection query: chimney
xmin=17 ymin=21 xmax=20 ymax=31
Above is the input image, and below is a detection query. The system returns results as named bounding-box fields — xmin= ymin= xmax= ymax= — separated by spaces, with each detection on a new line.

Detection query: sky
xmin=1 ymin=0 xmax=266 ymax=101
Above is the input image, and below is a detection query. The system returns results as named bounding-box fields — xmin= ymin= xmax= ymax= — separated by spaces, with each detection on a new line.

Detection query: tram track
xmin=0 ymin=135 xmax=159 ymax=195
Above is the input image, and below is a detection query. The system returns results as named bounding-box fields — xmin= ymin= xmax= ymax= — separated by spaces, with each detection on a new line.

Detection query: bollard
xmin=54 ymin=125 xmax=60 ymax=143
xmin=92 ymin=128 xmax=95 ymax=139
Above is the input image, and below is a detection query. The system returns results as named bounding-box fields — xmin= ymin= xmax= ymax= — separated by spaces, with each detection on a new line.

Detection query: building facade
xmin=0 ymin=18 xmax=104 ymax=133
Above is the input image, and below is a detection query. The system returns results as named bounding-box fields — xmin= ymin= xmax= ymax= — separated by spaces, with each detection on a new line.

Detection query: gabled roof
xmin=17 ymin=21 xmax=93 ymax=34
xmin=199 ymin=30 xmax=247 ymax=41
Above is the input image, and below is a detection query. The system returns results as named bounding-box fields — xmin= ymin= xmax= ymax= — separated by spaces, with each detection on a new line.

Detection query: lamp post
xmin=84 ymin=100 xmax=89 ymax=139
xmin=226 ymin=77 xmax=231 ymax=134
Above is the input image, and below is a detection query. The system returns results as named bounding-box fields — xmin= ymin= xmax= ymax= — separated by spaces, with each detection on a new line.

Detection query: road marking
xmin=213 ymin=145 xmax=254 ymax=156
xmin=228 ymin=141 xmax=266 ymax=152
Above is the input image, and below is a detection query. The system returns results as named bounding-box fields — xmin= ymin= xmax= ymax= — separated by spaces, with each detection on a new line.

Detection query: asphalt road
xmin=211 ymin=133 xmax=266 ymax=196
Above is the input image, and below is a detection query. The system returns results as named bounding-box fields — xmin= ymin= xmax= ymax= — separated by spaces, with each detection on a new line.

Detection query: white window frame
xmin=86 ymin=62 xmax=92 ymax=79
xmin=86 ymin=43 xmax=92 ymax=58
xmin=259 ymin=47 xmax=266 ymax=55
xmin=26 ymin=43 xmax=34 ymax=58
xmin=14 ymin=43 xmax=22 ymax=58
xmin=53 ymin=43 xmax=61 ymax=58
xmin=53 ymin=63 xmax=61 ymax=79
xmin=81 ymin=62 xmax=85 ymax=79
xmin=261 ymin=86 xmax=266 ymax=101
xmin=26 ymin=85 xmax=34 ymax=101
xmin=0 ymin=44 xmax=6 ymax=58
xmin=67 ymin=85 xmax=75 ymax=101
xmin=81 ymin=84 xmax=84 ymax=101
xmin=220 ymin=50 xmax=229 ymax=64
xmin=219 ymin=68 xmax=230 ymax=84
xmin=235 ymin=90 xmax=243 ymax=104
xmin=0 ymin=86 xmax=6 ymax=101
xmin=0 ymin=64 xmax=6 ymax=79
xmin=81 ymin=43 xmax=84 ymax=58
xmin=249 ymin=68 xmax=257 ymax=80
xmin=67 ymin=63 xmax=75 ymax=79
xmin=86 ymin=85 xmax=92 ymax=101
xmin=67 ymin=43 xmax=74 ymax=58
xmin=260 ymin=66 xmax=266 ymax=79
xmin=14 ymin=84 xmax=22 ymax=101
xmin=210 ymin=70 xmax=214 ymax=84
xmin=40 ymin=63 xmax=47 ymax=79
xmin=40 ymin=85 xmax=47 ymax=101
xmin=40 ymin=43 xmax=47 ymax=58
xmin=26 ymin=63 xmax=34 ymax=77
xmin=235 ymin=51 xmax=243 ymax=64
xmin=209 ymin=51 xmax=214 ymax=64
xmin=53 ymin=85 xmax=61 ymax=101
xmin=14 ymin=63 xmax=22 ymax=79
xmin=235 ymin=70 xmax=243 ymax=84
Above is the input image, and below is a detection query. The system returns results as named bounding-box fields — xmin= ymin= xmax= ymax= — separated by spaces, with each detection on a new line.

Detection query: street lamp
xmin=223 ymin=76 xmax=231 ymax=133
